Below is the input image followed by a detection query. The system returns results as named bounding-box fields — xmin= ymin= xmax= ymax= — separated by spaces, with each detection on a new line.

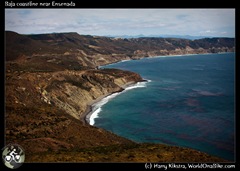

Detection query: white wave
xmin=146 ymin=79 xmax=152 ymax=82
xmin=93 ymin=92 xmax=120 ymax=109
xmin=149 ymin=53 xmax=201 ymax=59
xmin=124 ymin=82 xmax=146 ymax=91
xmin=120 ymin=59 xmax=131 ymax=63
xmin=88 ymin=92 xmax=120 ymax=126
xmin=89 ymin=80 xmax=150 ymax=125
xmin=89 ymin=108 xmax=101 ymax=125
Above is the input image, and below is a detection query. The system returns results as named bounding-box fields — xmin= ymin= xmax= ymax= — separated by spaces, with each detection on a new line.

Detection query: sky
xmin=5 ymin=9 xmax=235 ymax=37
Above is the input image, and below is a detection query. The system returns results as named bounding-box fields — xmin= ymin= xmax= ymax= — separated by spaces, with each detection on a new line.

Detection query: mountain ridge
xmin=103 ymin=34 xmax=221 ymax=40
xmin=6 ymin=31 xmax=235 ymax=69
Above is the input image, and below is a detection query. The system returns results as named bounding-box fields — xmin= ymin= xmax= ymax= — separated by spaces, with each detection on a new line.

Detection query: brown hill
xmin=5 ymin=31 xmax=235 ymax=70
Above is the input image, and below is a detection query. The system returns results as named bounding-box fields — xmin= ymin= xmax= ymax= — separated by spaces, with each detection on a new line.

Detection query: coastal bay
xmin=5 ymin=31 xmax=235 ymax=162
xmin=95 ymin=52 xmax=235 ymax=161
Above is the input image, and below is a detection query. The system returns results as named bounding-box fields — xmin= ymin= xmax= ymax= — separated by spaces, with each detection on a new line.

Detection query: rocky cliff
xmin=5 ymin=31 xmax=232 ymax=162
xmin=6 ymin=67 xmax=143 ymax=124
xmin=5 ymin=67 xmax=143 ymax=157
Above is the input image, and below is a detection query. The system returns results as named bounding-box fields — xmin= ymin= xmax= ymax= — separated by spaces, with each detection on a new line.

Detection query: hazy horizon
xmin=5 ymin=9 xmax=235 ymax=38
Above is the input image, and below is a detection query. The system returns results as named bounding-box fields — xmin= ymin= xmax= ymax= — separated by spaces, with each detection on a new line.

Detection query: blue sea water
xmin=91 ymin=53 xmax=235 ymax=161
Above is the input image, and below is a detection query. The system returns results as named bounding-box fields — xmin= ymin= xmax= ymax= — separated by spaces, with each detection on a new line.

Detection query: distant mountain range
xmin=104 ymin=34 xmax=232 ymax=40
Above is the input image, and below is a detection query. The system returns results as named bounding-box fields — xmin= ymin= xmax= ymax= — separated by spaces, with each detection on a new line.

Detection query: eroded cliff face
xmin=131 ymin=46 xmax=234 ymax=59
xmin=6 ymin=69 xmax=142 ymax=121
xmin=43 ymin=69 xmax=142 ymax=121
xmin=5 ymin=68 xmax=143 ymax=156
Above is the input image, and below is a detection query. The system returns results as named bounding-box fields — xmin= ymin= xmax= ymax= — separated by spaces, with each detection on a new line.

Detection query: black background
xmin=1 ymin=1 xmax=238 ymax=170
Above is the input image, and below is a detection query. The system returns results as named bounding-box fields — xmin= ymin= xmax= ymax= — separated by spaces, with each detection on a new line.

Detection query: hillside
xmin=5 ymin=31 xmax=234 ymax=70
xmin=5 ymin=31 xmax=233 ymax=163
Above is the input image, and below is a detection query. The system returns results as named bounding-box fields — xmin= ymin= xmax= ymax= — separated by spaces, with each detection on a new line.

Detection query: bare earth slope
xmin=5 ymin=31 xmax=233 ymax=162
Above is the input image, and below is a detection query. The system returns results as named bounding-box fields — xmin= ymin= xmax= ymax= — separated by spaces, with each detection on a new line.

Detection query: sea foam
xmin=89 ymin=80 xmax=150 ymax=125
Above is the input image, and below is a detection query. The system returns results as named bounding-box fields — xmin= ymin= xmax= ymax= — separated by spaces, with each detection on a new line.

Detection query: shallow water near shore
xmin=87 ymin=81 xmax=149 ymax=125
xmin=92 ymin=53 xmax=235 ymax=161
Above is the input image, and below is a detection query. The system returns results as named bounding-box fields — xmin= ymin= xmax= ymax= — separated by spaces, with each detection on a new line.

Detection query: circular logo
xmin=2 ymin=144 xmax=25 ymax=169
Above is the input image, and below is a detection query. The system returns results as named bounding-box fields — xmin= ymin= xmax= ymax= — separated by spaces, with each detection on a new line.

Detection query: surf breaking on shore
xmin=85 ymin=80 xmax=151 ymax=125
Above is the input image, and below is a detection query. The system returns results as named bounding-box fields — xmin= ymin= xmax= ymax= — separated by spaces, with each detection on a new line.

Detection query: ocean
xmin=89 ymin=53 xmax=235 ymax=161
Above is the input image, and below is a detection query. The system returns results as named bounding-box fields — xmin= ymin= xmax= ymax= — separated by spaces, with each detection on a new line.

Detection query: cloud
xmin=200 ymin=30 xmax=216 ymax=34
xmin=5 ymin=9 xmax=235 ymax=37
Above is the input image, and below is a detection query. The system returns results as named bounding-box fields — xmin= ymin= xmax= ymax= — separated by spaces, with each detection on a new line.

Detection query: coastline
xmin=81 ymin=92 xmax=119 ymax=124
xmin=82 ymin=80 xmax=147 ymax=125
xmin=98 ymin=51 xmax=234 ymax=68
xmin=83 ymin=51 xmax=235 ymax=125
xmin=6 ymin=31 xmax=234 ymax=162
xmin=85 ymin=52 xmax=234 ymax=160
